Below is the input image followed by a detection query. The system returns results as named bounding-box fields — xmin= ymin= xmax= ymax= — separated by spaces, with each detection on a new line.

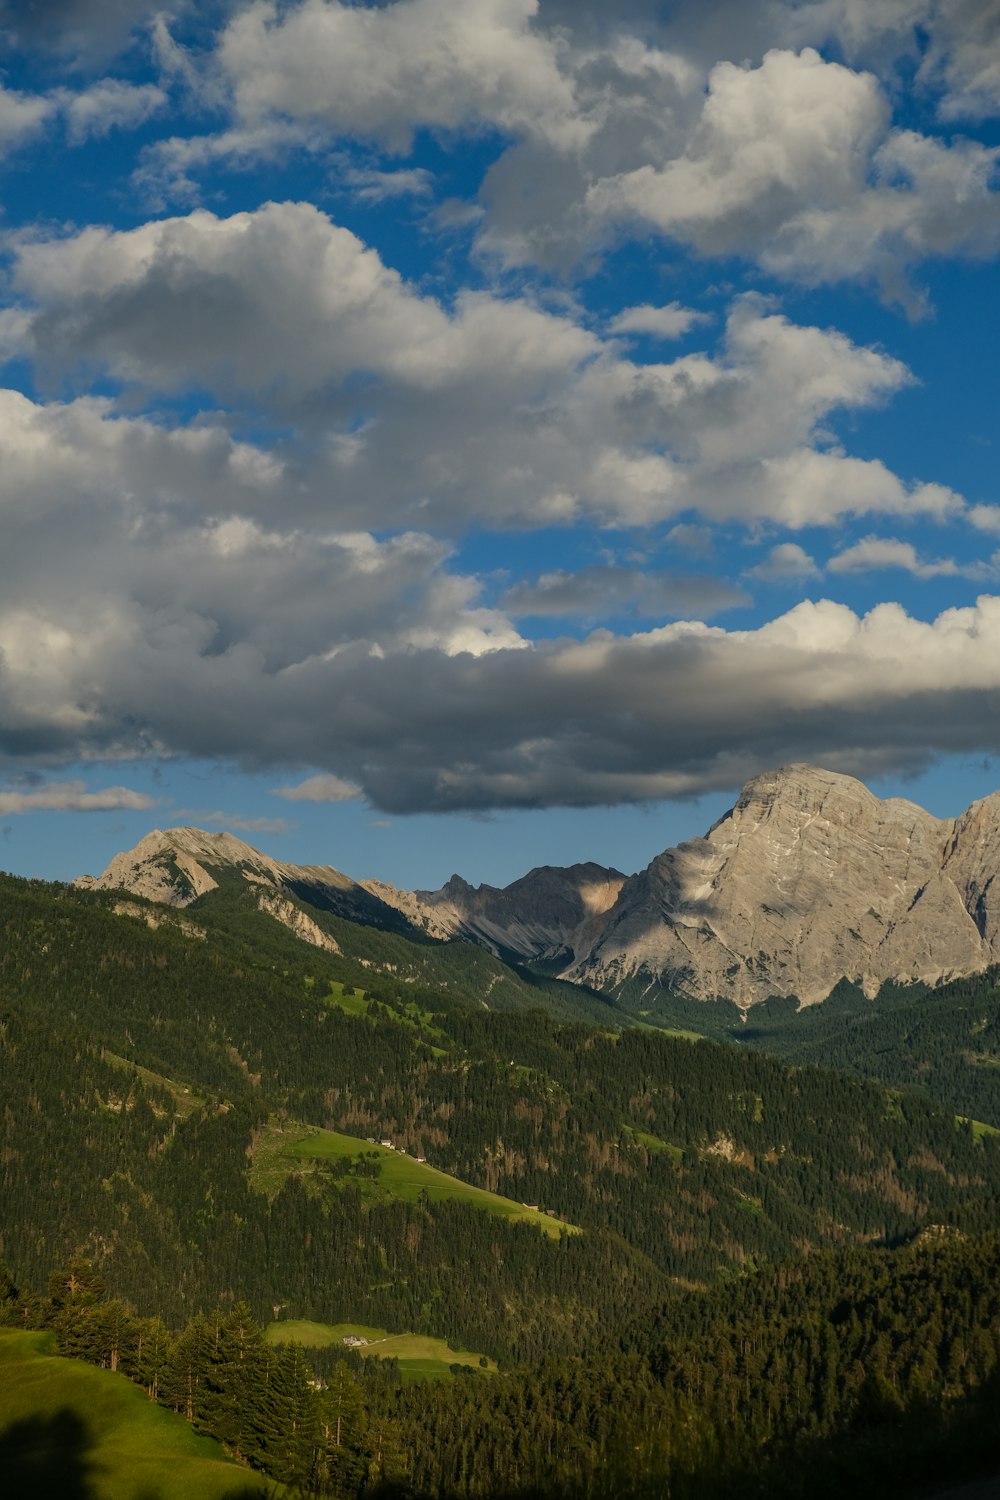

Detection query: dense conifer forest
xmin=4 ymin=1231 xmax=1000 ymax=1497
xmin=3 ymin=866 xmax=1000 ymax=1495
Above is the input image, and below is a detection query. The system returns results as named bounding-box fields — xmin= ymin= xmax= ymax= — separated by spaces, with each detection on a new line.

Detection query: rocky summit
xmin=370 ymin=864 xmax=628 ymax=962
xmin=565 ymin=764 xmax=1000 ymax=1007
xmin=78 ymin=765 xmax=1000 ymax=1008
xmin=371 ymin=764 xmax=1000 ymax=1005
xmin=75 ymin=825 xmax=422 ymax=943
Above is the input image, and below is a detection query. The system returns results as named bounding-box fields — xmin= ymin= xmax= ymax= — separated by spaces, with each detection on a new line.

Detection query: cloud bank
xmin=5 ymin=205 xmax=961 ymax=532
xmin=3 ymin=578 xmax=1000 ymax=811
xmin=1 ymin=0 xmax=999 ymax=835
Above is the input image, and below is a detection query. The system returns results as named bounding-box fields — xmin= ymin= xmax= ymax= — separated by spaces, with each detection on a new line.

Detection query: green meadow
xmin=318 ymin=981 xmax=448 ymax=1050
xmin=636 ymin=1020 xmax=707 ymax=1042
xmin=250 ymin=1120 xmax=577 ymax=1237
xmin=623 ymin=1124 xmax=684 ymax=1161
xmin=0 ymin=1329 xmax=269 ymax=1499
xmin=958 ymin=1114 xmax=1000 ymax=1141
xmin=319 ymin=980 xmax=370 ymax=1017
xmin=102 ymin=1052 xmax=206 ymax=1120
xmin=264 ymin=1319 xmax=497 ymax=1382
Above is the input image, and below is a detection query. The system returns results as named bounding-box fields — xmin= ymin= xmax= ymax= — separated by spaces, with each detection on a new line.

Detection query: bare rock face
xmin=359 ymin=879 xmax=459 ymax=941
xmin=75 ymin=828 xmax=227 ymax=905
xmin=110 ymin=899 xmax=207 ymax=940
xmin=941 ymin=792 xmax=1000 ymax=952
xmin=385 ymin=864 xmax=628 ymax=962
xmin=76 ymin=766 xmax=1000 ymax=1009
xmin=76 ymin=826 xmax=410 ymax=939
xmin=254 ymin=890 xmax=342 ymax=954
xmin=567 ymin=765 xmax=995 ymax=1006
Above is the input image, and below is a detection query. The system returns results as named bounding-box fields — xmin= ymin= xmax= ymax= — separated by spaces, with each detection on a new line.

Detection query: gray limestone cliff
xmin=76 ymin=766 xmax=1000 ymax=1007
xmin=567 ymin=765 xmax=998 ymax=1006
xmin=77 ymin=826 xmax=407 ymax=949
xmin=370 ymin=864 xmax=627 ymax=962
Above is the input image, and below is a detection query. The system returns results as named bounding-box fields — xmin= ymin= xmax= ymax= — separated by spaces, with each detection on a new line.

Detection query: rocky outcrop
xmin=368 ymin=863 xmax=626 ymax=962
xmin=254 ymin=890 xmax=342 ymax=953
xmin=111 ymin=899 xmax=206 ymax=940
xmin=567 ymin=765 xmax=998 ymax=1006
xmin=77 ymin=766 xmax=1000 ymax=1009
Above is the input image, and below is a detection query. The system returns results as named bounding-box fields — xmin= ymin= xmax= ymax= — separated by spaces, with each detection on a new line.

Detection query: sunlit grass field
xmin=250 ymin=1120 xmax=578 ymax=1237
xmin=0 ymin=1330 xmax=269 ymax=1499
xmin=264 ymin=1319 xmax=496 ymax=1382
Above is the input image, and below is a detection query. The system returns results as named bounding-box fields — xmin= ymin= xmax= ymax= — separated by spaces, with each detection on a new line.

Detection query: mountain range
xmin=78 ymin=763 xmax=1000 ymax=1009
xmin=6 ymin=763 xmax=1000 ymax=1500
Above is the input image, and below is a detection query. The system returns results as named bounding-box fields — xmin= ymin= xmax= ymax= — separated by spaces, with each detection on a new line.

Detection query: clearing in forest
xmin=249 ymin=1120 xmax=577 ymax=1237
xmin=265 ymin=1319 xmax=496 ymax=1381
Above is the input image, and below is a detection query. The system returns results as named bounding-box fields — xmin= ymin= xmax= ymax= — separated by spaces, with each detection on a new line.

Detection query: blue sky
xmin=2 ymin=0 xmax=1000 ymax=890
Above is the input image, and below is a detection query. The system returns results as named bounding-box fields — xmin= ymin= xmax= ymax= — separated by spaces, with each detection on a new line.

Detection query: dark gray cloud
xmin=1 ymin=0 xmax=188 ymax=60
xmin=3 ymin=575 xmax=1000 ymax=812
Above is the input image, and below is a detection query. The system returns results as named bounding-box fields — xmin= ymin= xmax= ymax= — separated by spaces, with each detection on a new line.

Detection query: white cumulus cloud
xmin=4 ymin=207 xmax=961 ymax=532
xmin=62 ymin=80 xmax=167 ymax=144
xmin=276 ymin=774 xmax=364 ymax=802
xmin=608 ymin=303 xmax=710 ymax=339
xmin=0 ymin=781 xmax=154 ymax=815
xmin=0 ymin=84 xmax=54 ymax=154
xmin=829 ymin=535 xmax=998 ymax=579
xmin=218 ymin=0 xmax=587 ymax=151
xmin=745 ymin=543 xmax=821 ymax=581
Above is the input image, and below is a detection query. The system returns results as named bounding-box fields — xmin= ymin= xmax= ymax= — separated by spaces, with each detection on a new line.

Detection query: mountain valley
xmin=5 ymin=764 xmax=1000 ymax=1496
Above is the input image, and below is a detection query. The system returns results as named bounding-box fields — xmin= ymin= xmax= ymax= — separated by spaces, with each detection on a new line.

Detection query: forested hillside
xmin=4 ymin=1232 xmax=1000 ymax=1498
xmin=628 ymin=973 xmax=1000 ymax=1127
xmin=3 ymin=869 xmax=999 ymax=1323
xmin=4 ymin=868 xmax=1000 ymax=1495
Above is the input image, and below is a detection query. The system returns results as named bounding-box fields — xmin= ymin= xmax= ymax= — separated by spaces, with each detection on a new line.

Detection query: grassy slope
xmin=0 ymin=1330 xmax=268 ymax=1500
xmin=957 ymin=1115 xmax=1000 ymax=1141
xmin=249 ymin=1121 xmax=578 ymax=1238
xmin=264 ymin=1319 xmax=497 ymax=1381
xmin=94 ymin=857 xmax=1000 ymax=1132
xmin=188 ymin=871 xmax=627 ymax=1025
xmin=622 ymin=1125 xmax=684 ymax=1162
xmin=102 ymin=1051 xmax=206 ymax=1119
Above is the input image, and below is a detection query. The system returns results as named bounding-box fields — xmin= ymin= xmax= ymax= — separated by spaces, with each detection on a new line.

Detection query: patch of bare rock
xmin=76 ymin=765 xmax=1000 ymax=1009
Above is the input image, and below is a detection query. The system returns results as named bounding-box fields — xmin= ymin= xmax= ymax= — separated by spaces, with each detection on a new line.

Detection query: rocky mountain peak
xmin=400 ymin=860 xmax=627 ymax=962
xmin=75 ymin=827 xmax=236 ymax=906
xmin=718 ymin=763 xmax=937 ymax=838
xmin=145 ymin=826 xmax=274 ymax=865
xmin=570 ymin=763 xmax=990 ymax=1007
xmin=76 ymin=764 xmax=1000 ymax=1011
xmin=730 ymin=761 xmax=857 ymax=812
xmin=77 ymin=825 xmax=436 ymax=947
